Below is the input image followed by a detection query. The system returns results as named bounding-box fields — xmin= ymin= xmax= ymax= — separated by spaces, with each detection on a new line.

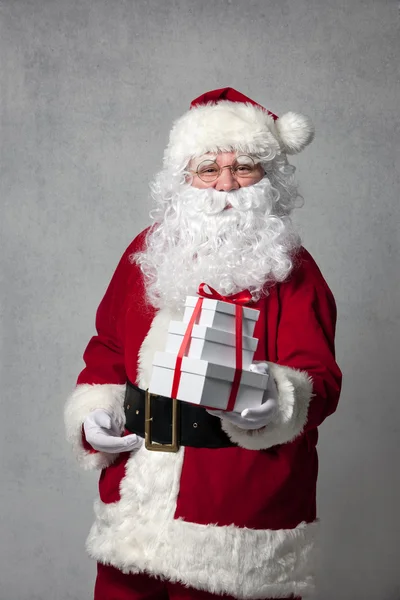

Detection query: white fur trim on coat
xmin=86 ymin=443 xmax=317 ymax=599
xmin=164 ymin=101 xmax=314 ymax=171
xmin=220 ymin=363 xmax=313 ymax=451
xmin=64 ymin=383 xmax=126 ymax=470
xmin=137 ymin=307 xmax=182 ymax=389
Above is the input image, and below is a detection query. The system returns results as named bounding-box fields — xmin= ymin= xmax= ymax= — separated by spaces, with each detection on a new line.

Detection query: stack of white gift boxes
xmin=149 ymin=295 xmax=269 ymax=412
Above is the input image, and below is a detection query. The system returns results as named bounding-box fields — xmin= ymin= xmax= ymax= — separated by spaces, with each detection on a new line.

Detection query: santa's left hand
xmin=207 ymin=362 xmax=279 ymax=430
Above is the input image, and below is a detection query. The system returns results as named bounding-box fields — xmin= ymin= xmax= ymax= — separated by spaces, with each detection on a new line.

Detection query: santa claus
xmin=64 ymin=87 xmax=342 ymax=600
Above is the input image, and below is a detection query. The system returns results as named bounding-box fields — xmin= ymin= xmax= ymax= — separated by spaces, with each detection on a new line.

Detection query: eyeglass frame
xmin=188 ymin=154 xmax=263 ymax=183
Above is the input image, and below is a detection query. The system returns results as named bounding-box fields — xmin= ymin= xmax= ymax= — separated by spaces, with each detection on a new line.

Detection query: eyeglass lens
xmin=196 ymin=155 xmax=257 ymax=182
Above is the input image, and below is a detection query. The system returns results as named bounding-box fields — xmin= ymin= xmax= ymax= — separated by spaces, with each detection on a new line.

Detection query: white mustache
xmin=197 ymin=190 xmax=228 ymax=215
xmin=183 ymin=178 xmax=273 ymax=217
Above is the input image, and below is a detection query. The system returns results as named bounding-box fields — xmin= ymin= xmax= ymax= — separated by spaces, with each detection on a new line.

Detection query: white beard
xmin=134 ymin=178 xmax=301 ymax=310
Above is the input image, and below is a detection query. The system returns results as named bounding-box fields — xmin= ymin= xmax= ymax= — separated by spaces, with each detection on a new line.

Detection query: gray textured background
xmin=1 ymin=1 xmax=399 ymax=599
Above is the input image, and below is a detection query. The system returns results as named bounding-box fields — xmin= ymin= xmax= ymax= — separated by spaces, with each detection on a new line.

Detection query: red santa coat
xmin=64 ymin=229 xmax=342 ymax=599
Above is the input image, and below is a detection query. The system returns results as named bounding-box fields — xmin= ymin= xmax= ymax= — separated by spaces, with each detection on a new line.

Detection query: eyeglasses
xmin=189 ymin=155 xmax=260 ymax=183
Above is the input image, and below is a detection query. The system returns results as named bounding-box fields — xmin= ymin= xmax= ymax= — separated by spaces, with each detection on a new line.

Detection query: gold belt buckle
xmin=144 ymin=389 xmax=180 ymax=452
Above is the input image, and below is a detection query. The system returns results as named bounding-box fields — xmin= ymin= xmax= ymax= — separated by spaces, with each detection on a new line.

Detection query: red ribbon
xmin=171 ymin=284 xmax=252 ymax=411
xmin=197 ymin=283 xmax=252 ymax=306
xmin=171 ymin=298 xmax=204 ymax=399
xmin=228 ymin=302 xmax=243 ymax=411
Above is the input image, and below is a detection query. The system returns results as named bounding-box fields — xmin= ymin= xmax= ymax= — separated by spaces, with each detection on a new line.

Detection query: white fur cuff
xmin=64 ymin=383 xmax=127 ymax=470
xmin=220 ymin=363 xmax=313 ymax=450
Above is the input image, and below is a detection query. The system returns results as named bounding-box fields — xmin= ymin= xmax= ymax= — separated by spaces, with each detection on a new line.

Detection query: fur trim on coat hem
xmin=85 ymin=445 xmax=317 ymax=599
xmin=88 ymin=496 xmax=317 ymax=599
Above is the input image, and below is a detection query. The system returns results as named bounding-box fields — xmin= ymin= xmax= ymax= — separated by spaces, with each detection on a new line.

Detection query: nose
xmin=215 ymin=167 xmax=240 ymax=191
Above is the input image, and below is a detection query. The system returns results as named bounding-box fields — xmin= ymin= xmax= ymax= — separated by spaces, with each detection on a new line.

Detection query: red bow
xmin=197 ymin=283 xmax=252 ymax=306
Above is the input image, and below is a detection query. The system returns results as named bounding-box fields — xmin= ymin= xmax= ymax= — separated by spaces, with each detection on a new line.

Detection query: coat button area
xmin=193 ymin=422 xmax=198 ymax=428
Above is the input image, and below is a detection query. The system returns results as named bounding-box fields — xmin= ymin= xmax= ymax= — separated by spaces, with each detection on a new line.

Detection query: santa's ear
xmin=275 ymin=112 xmax=315 ymax=155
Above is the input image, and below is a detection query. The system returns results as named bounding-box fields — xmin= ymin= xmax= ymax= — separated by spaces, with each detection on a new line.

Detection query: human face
xmin=188 ymin=151 xmax=265 ymax=191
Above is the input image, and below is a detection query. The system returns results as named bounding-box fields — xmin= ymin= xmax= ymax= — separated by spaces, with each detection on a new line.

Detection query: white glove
xmin=83 ymin=408 xmax=142 ymax=453
xmin=208 ymin=362 xmax=279 ymax=430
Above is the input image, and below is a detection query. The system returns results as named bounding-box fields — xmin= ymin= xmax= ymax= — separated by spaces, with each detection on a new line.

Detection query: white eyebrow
xmin=190 ymin=154 xmax=217 ymax=169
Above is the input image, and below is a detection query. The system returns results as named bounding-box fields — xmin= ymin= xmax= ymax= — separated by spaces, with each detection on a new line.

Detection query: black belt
xmin=124 ymin=381 xmax=235 ymax=451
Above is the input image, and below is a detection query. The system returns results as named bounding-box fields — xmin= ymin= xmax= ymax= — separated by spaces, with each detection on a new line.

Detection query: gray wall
xmin=1 ymin=1 xmax=399 ymax=598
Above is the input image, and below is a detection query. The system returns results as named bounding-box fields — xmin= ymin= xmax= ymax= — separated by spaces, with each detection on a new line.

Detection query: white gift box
xmin=149 ymin=351 xmax=268 ymax=412
xmin=183 ymin=296 xmax=259 ymax=337
xmin=166 ymin=321 xmax=258 ymax=370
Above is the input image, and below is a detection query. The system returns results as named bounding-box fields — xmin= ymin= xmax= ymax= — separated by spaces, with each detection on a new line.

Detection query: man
xmin=64 ymin=87 xmax=342 ymax=600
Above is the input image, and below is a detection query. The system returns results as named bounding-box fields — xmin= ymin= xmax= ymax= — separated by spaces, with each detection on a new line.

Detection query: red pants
xmin=95 ymin=563 xmax=301 ymax=600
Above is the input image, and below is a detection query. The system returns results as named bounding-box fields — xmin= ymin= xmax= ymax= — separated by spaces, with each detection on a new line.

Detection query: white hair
xmin=133 ymin=149 xmax=303 ymax=310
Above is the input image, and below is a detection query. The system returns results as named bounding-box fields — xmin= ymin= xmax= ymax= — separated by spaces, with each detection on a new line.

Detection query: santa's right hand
xmin=83 ymin=408 xmax=142 ymax=453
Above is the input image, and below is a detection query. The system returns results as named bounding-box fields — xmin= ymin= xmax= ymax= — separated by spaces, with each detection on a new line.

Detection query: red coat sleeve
xmin=64 ymin=229 xmax=149 ymax=469
xmin=276 ymin=248 xmax=342 ymax=432
xmin=77 ymin=244 xmax=136 ymax=386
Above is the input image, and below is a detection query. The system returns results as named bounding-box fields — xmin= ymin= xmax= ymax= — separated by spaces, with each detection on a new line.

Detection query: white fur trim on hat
xmin=164 ymin=101 xmax=314 ymax=170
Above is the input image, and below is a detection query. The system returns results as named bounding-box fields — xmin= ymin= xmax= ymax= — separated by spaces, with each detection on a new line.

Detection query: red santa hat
xmin=163 ymin=87 xmax=315 ymax=170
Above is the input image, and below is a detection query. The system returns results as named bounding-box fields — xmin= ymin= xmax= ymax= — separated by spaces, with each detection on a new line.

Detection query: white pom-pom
xmin=275 ymin=112 xmax=315 ymax=154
